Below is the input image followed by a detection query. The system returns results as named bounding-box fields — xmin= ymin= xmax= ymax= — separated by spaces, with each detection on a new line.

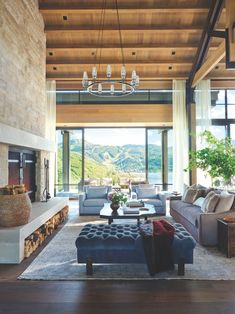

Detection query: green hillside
xmin=57 ymin=140 xmax=173 ymax=185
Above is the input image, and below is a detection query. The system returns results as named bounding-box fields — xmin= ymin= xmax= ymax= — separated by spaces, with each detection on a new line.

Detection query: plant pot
xmin=110 ymin=203 xmax=120 ymax=213
xmin=0 ymin=193 xmax=32 ymax=227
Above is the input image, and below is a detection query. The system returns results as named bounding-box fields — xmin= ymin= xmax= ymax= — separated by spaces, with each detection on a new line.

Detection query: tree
xmin=187 ymin=130 xmax=235 ymax=186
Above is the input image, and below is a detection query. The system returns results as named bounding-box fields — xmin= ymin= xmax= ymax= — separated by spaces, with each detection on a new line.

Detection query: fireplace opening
xmin=8 ymin=148 xmax=36 ymax=202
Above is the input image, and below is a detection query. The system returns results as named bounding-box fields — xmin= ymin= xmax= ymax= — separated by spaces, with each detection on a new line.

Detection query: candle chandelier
xmin=82 ymin=0 xmax=139 ymax=97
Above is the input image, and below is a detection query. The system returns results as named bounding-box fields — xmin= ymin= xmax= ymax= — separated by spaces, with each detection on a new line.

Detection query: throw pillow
xmin=193 ymin=197 xmax=205 ymax=207
xmin=182 ymin=188 xmax=200 ymax=203
xmin=137 ymin=187 xmax=157 ymax=199
xmin=138 ymin=184 xmax=155 ymax=189
xmin=215 ymin=192 xmax=235 ymax=213
xmin=201 ymin=191 xmax=216 ymax=212
xmin=86 ymin=187 xmax=107 ymax=199
xmin=205 ymin=194 xmax=220 ymax=212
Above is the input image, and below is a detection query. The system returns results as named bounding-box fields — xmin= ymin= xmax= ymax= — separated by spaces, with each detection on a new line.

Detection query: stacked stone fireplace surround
xmin=0 ymin=1 xmax=65 ymax=263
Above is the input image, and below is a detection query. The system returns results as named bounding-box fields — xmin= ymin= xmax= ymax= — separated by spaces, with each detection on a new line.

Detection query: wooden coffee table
xmin=100 ymin=203 xmax=156 ymax=225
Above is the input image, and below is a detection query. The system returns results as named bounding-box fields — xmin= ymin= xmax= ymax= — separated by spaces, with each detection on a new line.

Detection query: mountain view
xmin=57 ymin=139 xmax=173 ymax=186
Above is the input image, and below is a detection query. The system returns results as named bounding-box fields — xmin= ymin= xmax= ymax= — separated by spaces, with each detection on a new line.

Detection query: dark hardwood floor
xmin=0 ymin=201 xmax=235 ymax=314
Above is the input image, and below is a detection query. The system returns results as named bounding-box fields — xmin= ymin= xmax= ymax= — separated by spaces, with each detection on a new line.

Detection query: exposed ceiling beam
xmin=46 ymin=44 xmax=219 ymax=50
xmin=39 ymin=8 xmax=210 ymax=14
xmin=46 ymin=75 xmax=189 ymax=80
xmin=188 ymin=0 xmax=224 ymax=87
xmin=46 ymin=61 xmax=193 ymax=66
xmin=45 ymin=26 xmax=204 ymax=32
xmin=192 ymin=41 xmax=225 ymax=87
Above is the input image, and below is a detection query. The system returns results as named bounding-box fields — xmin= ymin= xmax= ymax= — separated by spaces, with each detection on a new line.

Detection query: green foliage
xmin=108 ymin=192 xmax=128 ymax=204
xmin=57 ymin=139 xmax=173 ymax=185
xmin=187 ymin=130 xmax=235 ymax=185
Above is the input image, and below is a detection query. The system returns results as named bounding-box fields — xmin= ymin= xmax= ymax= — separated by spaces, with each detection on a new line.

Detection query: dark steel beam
xmin=212 ymin=30 xmax=226 ymax=38
xmin=188 ymin=0 xmax=224 ymax=87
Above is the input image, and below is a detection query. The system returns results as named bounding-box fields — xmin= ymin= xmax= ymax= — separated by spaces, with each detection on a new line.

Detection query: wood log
xmin=24 ymin=206 xmax=69 ymax=259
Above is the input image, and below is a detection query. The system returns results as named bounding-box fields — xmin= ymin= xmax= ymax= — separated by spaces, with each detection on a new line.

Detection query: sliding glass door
xmin=147 ymin=128 xmax=173 ymax=190
xmin=56 ymin=127 xmax=173 ymax=196
xmin=84 ymin=128 xmax=146 ymax=185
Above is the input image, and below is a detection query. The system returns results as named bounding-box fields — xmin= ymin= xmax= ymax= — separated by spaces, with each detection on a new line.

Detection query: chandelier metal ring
xmin=87 ymin=80 xmax=135 ymax=97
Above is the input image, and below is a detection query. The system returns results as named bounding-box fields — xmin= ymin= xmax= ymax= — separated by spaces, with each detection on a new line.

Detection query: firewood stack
xmin=24 ymin=206 xmax=69 ymax=258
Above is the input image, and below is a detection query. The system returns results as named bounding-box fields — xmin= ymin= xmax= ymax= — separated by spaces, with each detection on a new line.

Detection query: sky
xmin=57 ymin=128 xmax=171 ymax=146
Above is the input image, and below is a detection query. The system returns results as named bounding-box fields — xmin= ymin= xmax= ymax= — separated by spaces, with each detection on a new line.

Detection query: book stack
xmin=126 ymin=200 xmax=144 ymax=208
xmin=123 ymin=207 xmax=140 ymax=214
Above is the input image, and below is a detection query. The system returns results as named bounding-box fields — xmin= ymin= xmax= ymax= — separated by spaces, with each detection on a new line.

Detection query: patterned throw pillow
xmin=215 ymin=192 xmax=235 ymax=213
xmin=201 ymin=191 xmax=220 ymax=212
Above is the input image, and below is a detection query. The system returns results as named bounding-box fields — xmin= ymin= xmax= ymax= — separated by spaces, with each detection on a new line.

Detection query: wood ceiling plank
xmin=40 ymin=8 xmax=210 ymax=14
xmin=39 ymin=0 xmax=212 ymax=9
xmin=44 ymin=26 xmax=205 ymax=32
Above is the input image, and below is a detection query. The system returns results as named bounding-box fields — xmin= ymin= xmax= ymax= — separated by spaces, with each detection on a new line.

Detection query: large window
xmin=56 ymin=127 xmax=173 ymax=196
xmin=84 ymin=128 xmax=146 ymax=185
xmin=210 ymin=89 xmax=235 ymax=139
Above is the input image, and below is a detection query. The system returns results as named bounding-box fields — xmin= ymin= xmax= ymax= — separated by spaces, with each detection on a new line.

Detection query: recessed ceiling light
xmin=49 ymin=52 xmax=53 ymax=56
xmin=168 ymin=66 xmax=172 ymax=70
xmin=63 ymin=15 xmax=68 ymax=21
xmin=53 ymin=67 xmax=57 ymax=71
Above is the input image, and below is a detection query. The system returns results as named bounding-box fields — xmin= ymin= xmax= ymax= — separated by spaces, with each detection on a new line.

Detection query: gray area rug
xmin=18 ymin=215 xmax=235 ymax=281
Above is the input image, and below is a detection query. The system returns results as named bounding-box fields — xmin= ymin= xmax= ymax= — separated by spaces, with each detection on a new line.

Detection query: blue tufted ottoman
xmin=75 ymin=222 xmax=196 ymax=276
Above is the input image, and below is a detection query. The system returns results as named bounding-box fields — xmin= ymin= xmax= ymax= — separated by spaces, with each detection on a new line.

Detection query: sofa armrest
xmin=199 ymin=210 xmax=235 ymax=245
xmin=79 ymin=193 xmax=86 ymax=214
xmin=158 ymin=193 xmax=166 ymax=213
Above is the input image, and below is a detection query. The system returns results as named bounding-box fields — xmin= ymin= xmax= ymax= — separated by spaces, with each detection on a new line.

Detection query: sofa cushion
xmin=215 ymin=192 xmax=234 ymax=213
xmin=136 ymin=187 xmax=157 ymax=199
xmin=171 ymin=200 xmax=202 ymax=227
xmin=83 ymin=198 xmax=108 ymax=207
xmin=141 ymin=198 xmax=162 ymax=207
xmin=86 ymin=187 xmax=107 ymax=199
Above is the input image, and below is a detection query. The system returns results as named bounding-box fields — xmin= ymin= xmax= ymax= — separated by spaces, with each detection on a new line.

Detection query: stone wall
xmin=0 ymin=0 xmax=46 ymax=137
xmin=0 ymin=1 xmax=56 ymax=198
xmin=0 ymin=144 xmax=8 ymax=186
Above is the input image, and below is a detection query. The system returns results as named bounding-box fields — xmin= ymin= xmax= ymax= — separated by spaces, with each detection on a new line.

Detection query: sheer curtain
xmin=195 ymin=80 xmax=211 ymax=136
xmin=195 ymin=79 xmax=212 ymax=186
xmin=46 ymin=80 xmax=56 ymax=196
xmin=173 ymin=80 xmax=189 ymax=193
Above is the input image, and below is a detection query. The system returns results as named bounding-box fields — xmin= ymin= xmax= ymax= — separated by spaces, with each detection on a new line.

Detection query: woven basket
xmin=0 ymin=193 xmax=32 ymax=227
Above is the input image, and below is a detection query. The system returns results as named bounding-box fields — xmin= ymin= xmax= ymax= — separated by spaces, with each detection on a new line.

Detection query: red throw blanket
xmin=140 ymin=220 xmax=175 ymax=275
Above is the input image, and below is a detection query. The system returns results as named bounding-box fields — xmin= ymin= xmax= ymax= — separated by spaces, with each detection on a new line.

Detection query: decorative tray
xmin=223 ymin=216 xmax=235 ymax=223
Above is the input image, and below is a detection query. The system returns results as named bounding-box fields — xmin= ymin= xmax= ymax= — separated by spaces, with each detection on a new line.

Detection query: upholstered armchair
xmin=79 ymin=185 xmax=112 ymax=215
xmin=131 ymin=184 xmax=166 ymax=215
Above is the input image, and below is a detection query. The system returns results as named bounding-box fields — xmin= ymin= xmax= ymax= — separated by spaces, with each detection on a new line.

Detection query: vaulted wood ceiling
xmin=39 ymin=0 xmax=233 ymax=90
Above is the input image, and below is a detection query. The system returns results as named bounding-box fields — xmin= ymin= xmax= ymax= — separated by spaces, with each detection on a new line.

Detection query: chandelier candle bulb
xmin=92 ymin=67 xmax=97 ymax=79
xmin=122 ymin=83 xmax=126 ymax=93
xmin=121 ymin=65 xmax=126 ymax=79
xmin=98 ymin=83 xmax=102 ymax=94
xmin=82 ymin=71 xmax=88 ymax=87
xmin=106 ymin=65 xmax=112 ymax=78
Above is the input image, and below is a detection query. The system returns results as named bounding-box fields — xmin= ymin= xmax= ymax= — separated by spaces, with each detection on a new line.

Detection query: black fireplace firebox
xmin=8 ymin=148 xmax=36 ymax=202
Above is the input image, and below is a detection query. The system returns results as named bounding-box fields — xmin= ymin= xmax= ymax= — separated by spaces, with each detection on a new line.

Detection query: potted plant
xmin=108 ymin=192 xmax=128 ymax=212
xmin=187 ymin=130 xmax=235 ymax=188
